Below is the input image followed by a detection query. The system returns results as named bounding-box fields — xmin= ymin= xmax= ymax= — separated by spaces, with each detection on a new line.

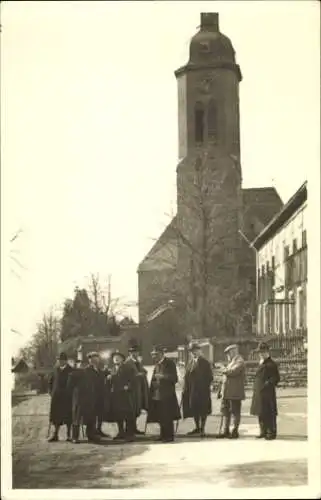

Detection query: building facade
xmin=138 ymin=13 xmax=283 ymax=339
xmin=253 ymin=182 xmax=307 ymax=337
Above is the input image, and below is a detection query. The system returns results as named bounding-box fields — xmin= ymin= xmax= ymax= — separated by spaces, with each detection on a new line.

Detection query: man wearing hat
xmin=217 ymin=344 xmax=245 ymax=439
xmin=146 ymin=346 xmax=181 ymax=442
xmin=68 ymin=351 xmax=105 ymax=443
xmin=124 ymin=344 xmax=149 ymax=435
xmin=250 ymin=342 xmax=280 ymax=440
xmin=182 ymin=342 xmax=213 ymax=437
xmin=48 ymin=352 xmax=73 ymax=442
xmin=105 ymin=350 xmax=138 ymax=441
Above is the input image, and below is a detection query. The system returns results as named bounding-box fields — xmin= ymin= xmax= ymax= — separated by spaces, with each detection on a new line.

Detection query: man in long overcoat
xmin=48 ymin=352 xmax=73 ymax=442
xmin=124 ymin=345 xmax=149 ymax=435
xmin=67 ymin=352 xmax=105 ymax=443
xmin=105 ymin=350 xmax=138 ymax=441
xmin=182 ymin=342 xmax=213 ymax=437
xmin=217 ymin=344 xmax=246 ymax=439
xmin=250 ymin=342 xmax=280 ymax=440
xmin=147 ymin=346 xmax=181 ymax=443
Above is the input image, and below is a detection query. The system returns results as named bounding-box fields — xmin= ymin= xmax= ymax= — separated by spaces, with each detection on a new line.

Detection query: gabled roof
xmin=252 ymin=182 xmax=307 ymax=250
xmin=11 ymin=358 xmax=29 ymax=373
xmin=138 ymin=216 xmax=178 ymax=272
xmin=242 ymin=187 xmax=283 ymax=227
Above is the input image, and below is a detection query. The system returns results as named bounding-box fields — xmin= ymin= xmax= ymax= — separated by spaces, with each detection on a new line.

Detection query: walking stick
xmin=47 ymin=420 xmax=51 ymax=439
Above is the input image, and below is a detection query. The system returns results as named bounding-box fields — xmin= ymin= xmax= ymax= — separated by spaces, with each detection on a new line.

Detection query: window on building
xmin=292 ymin=238 xmax=297 ymax=254
xmin=195 ymin=102 xmax=205 ymax=143
xmin=302 ymin=229 xmax=307 ymax=248
xmin=207 ymin=99 xmax=218 ymax=140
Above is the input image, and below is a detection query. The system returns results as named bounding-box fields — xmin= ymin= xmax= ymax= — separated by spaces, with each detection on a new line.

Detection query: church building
xmin=138 ymin=13 xmax=283 ymax=340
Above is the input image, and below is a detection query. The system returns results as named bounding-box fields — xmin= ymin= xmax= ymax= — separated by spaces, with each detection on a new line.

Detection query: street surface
xmin=11 ymin=369 xmax=308 ymax=495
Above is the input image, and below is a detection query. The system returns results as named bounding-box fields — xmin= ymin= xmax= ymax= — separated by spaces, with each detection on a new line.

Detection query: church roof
xmin=138 ymin=187 xmax=283 ymax=273
xmin=137 ymin=216 xmax=178 ymax=273
xmin=242 ymin=187 xmax=283 ymax=227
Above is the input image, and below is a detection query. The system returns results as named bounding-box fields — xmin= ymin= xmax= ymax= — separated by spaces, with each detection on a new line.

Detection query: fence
xmin=178 ymin=333 xmax=307 ymax=389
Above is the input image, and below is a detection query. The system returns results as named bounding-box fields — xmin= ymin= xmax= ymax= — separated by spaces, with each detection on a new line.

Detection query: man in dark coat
xmin=217 ymin=344 xmax=246 ymax=439
xmin=182 ymin=342 xmax=213 ymax=437
xmin=124 ymin=345 xmax=149 ymax=435
xmin=147 ymin=345 xmax=181 ymax=443
xmin=106 ymin=351 xmax=138 ymax=441
xmin=250 ymin=342 xmax=280 ymax=440
xmin=48 ymin=352 xmax=73 ymax=442
xmin=67 ymin=352 xmax=105 ymax=444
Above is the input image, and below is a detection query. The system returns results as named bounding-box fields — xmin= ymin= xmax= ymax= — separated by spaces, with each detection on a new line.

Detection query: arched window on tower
xmin=208 ymin=99 xmax=218 ymax=141
xmin=194 ymin=101 xmax=205 ymax=143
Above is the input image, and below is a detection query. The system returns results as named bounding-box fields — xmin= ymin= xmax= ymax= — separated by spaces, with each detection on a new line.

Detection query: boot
xmin=72 ymin=425 xmax=80 ymax=444
xmin=114 ymin=421 xmax=126 ymax=440
xmin=200 ymin=416 xmax=207 ymax=437
xmin=66 ymin=424 xmax=72 ymax=442
xmin=230 ymin=427 xmax=239 ymax=439
xmin=48 ymin=425 xmax=59 ymax=442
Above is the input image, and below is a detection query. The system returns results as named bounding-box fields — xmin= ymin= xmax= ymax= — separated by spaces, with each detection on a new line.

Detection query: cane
xmin=175 ymin=396 xmax=183 ymax=434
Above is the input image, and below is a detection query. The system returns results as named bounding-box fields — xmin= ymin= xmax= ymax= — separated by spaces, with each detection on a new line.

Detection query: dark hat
xmin=58 ymin=352 xmax=68 ymax=361
xmin=255 ymin=342 xmax=270 ymax=352
xmin=128 ymin=345 xmax=140 ymax=352
xmin=151 ymin=345 xmax=165 ymax=355
xmin=87 ymin=351 xmax=100 ymax=359
xmin=111 ymin=350 xmax=125 ymax=360
xmin=188 ymin=341 xmax=201 ymax=351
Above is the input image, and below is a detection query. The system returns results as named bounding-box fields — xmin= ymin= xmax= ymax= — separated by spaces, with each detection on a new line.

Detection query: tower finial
xmin=200 ymin=13 xmax=219 ymax=31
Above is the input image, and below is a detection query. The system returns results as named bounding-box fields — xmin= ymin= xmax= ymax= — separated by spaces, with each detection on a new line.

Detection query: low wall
xmin=212 ymin=357 xmax=307 ymax=390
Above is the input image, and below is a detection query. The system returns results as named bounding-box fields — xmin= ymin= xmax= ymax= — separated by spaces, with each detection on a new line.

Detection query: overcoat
xmin=67 ymin=365 xmax=105 ymax=425
xmin=48 ymin=364 xmax=73 ymax=425
xmin=124 ymin=357 xmax=149 ymax=416
xmin=220 ymin=354 xmax=246 ymax=401
xmin=105 ymin=362 xmax=138 ymax=422
xmin=147 ymin=357 xmax=181 ymax=423
xmin=250 ymin=356 xmax=280 ymax=417
xmin=182 ymin=356 xmax=213 ymax=418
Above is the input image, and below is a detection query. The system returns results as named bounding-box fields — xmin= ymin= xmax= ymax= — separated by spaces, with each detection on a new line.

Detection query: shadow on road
xmin=221 ymin=458 xmax=307 ymax=488
xmin=13 ymin=441 xmax=148 ymax=489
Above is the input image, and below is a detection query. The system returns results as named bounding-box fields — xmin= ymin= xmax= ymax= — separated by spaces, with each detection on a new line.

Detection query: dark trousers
xmin=52 ymin=423 xmax=71 ymax=437
xmin=153 ymin=400 xmax=174 ymax=441
xmin=117 ymin=417 xmax=135 ymax=437
xmin=259 ymin=414 xmax=277 ymax=437
xmin=221 ymin=399 xmax=242 ymax=431
xmin=193 ymin=414 xmax=207 ymax=431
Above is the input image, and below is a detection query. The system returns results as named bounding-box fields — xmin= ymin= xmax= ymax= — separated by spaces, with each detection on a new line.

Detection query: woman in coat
xmin=147 ymin=346 xmax=181 ymax=443
xmin=250 ymin=342 xmax=280 ymax=440
xmin=182 ymin=342 xmax=213 ymax=437
xmin=48 ymin=352 xmax=73 ymax=442
xmin=106 ymin=351 xmax=138 ymax=441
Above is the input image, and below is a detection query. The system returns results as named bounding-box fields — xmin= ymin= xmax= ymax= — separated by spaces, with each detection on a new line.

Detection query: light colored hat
xmin=224 ymin=344 xmax=238 ymax=354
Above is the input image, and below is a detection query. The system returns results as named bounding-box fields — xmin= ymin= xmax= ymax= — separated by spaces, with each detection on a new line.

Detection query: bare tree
xmin=144 ymin=148 xmax=254 ymax=338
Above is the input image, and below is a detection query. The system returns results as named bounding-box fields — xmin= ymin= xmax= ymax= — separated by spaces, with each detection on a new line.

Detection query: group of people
xmin=48 ymin=340 xmax=280 ymax=444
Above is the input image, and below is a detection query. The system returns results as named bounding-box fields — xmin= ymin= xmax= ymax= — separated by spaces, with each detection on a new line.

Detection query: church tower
xmin=175 ymin=13 xmax=244 ymax=338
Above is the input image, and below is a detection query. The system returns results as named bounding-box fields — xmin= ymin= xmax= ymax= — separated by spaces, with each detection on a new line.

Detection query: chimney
xmin=200 ymin=13 xmax=219 ymax=32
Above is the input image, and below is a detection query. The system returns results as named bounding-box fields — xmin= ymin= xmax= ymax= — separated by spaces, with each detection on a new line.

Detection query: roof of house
xmin=137 ymin=216 xmax=178 ymax=272
xmin=11 ymin=358 xmax=29 ymax=373
xmin=252 ymin=182 xmax=307 ymax=250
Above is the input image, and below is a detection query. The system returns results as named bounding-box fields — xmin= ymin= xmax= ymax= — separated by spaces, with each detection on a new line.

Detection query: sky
xmin=1 ymin=1 xmax=320 ymax=356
